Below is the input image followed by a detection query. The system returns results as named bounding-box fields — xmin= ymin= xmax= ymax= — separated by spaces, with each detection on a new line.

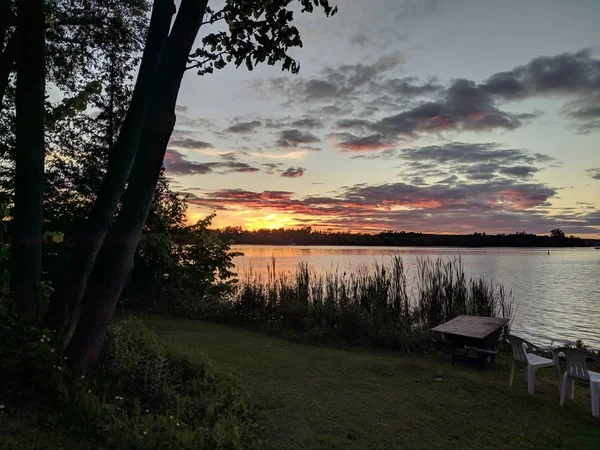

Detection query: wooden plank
xmin=431 ymin=315 xmax=509 ymax=340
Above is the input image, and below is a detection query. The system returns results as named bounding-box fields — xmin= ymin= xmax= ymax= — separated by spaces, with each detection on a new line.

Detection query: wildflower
xmin=40 ymin=338 xmax=45 ymax=343
xmin=143 ymin=431 xmax=147 ymax=435
xmin=50 ymin=348 xmax=55 ymax=353
xmin=146 ymin=409 xmax=149 ymax=413
xmin=64 ymin=356 xmax=67 ymax=360
xmin=169 ymin=415 xmax=173 ymax=419
xmin=176 ymin=423 xmax=180 ymax=426
xmin=81 ymin=375 xmax=85 ymax=379
xmin=88 ymin=390 xmax=91 ymax=394
xmin=0 ymin=405 xmax=4 ymax=409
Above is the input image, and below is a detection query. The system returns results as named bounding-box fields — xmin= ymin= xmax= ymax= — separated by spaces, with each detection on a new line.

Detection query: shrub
xmin=1 ymin=318 xmax=266 ymax=450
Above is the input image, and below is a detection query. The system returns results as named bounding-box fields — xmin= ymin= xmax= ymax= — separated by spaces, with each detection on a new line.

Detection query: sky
xmin=166 ymin=0 xmax=600 ymax=237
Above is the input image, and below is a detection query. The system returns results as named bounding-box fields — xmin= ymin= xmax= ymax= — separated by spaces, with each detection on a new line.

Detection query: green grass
xmin=144 ymin=314 xmax=600 ymax=450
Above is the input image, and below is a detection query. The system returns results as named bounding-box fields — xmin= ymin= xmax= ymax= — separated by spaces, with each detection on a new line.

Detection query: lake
xmin=232 ymin=245 xmax=600 ymax=348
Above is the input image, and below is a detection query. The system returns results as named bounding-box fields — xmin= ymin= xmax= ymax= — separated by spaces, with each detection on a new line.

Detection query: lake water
xmin=232 ymin=245 xmax=600 ymax=348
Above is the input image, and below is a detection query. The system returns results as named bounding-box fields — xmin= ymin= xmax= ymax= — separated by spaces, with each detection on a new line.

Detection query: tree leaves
xmin=189 ymin=0 xmax=338 ymax=75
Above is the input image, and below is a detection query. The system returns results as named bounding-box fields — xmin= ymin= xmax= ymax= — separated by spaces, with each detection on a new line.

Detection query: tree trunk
xmin=65 ymin=0 xmax=209 ymax=372
xmin=44 ymin=0 xmax=175 ymax=339
xmin=11 ymin=0 xmax=45 ymax=315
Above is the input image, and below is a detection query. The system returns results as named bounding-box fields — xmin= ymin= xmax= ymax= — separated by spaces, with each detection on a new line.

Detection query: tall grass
xmin=219 ymin=256 xmax=514 ymax=351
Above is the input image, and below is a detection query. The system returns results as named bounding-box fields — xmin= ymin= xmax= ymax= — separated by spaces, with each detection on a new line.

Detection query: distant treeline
xmin=215 ymin=227 xmax=600 ymax=247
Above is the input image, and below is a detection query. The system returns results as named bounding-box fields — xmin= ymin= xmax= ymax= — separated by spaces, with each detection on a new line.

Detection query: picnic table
xmin=431 ymin=315 xmax=509 ymax=370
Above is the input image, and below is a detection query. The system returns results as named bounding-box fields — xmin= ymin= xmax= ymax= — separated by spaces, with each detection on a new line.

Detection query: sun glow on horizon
xmin=245 ymin=213 xmax=298 ymax=231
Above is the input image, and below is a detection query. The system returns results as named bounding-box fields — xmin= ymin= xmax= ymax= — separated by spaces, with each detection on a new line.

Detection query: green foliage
xmin=0 ymin=298 xmax=65 ymax=391
xmin=179 ymin=256 xmax=514 ymax=351
xmin=1 ymin=318 xmax=266 ymax=449
xmin=192 ymin=0 xmax=338 ymax=75
xmin=127 ymin=210 xmax=242 ymax=314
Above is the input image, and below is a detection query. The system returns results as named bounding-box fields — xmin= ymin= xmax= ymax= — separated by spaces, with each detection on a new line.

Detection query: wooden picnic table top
xmin=431 ymin=315 xmax=509 ymax=340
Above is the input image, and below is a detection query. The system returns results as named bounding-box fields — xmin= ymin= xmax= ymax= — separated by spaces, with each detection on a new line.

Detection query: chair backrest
xmin=505 ymin=335 xmax=530 ymax=364
xmin=554 ymin=347 xmax=594 ymax=381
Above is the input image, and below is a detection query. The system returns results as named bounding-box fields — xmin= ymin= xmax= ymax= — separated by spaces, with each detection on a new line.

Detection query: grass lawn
xmin=144 ymin=314 xmax=600 ymax=450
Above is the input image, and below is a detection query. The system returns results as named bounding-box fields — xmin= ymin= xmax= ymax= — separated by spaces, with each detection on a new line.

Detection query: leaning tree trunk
xmin=65 ymin=0 xmax=209 ymax=372
xmin=44 ymin=0 xmax=175 ymax=340
xmin=11 ymin=0 xmax=45 ymax=315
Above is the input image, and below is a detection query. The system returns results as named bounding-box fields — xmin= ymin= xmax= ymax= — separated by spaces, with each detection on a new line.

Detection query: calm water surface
xmin=232 ymin=245 xmax=600 ymax=348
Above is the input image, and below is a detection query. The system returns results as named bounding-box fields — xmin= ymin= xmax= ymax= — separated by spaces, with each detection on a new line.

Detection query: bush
xmin=1 ymin=318 xmax=266 ymax=450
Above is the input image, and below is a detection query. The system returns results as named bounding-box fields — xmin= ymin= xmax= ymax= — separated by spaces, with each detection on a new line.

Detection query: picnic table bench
xmin=431 ymin=315 xmax=509 ymax=370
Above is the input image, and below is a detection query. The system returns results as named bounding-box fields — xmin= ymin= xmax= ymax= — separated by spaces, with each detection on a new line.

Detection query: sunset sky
xmin=166 ymin=0 xmax=600 ymax=237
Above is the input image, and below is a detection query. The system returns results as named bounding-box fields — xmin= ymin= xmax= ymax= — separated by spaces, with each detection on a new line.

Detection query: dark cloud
xmin=169 ymin=138 xmax=214 ymax=150
xmin=220 ymin=152 xmax=238 ymax=161
xmin=395 ymin=142 xmax=553 ymax=182
xmin=381 ymin=77 xmax=443 ymax=97
xmin=276 ymin=129 xmax=321 ymax=147
xmin=164 ymin=150 xmax=213 ymax=175
xmin=586 ymin=168 xmax=600 ymax=180
xmin=262 ymin=162 xmax=284 ymax=175
xmin=290 ymin=117 xmax=322 ymax=129
xmin=175 ymin=105 xmax=188 ymax=114
xmin=224 ymin=120 xmax=262 ymax=134
xmin=563 ymin=94 xmax=600 ymax=133
xmin=163 ymin=150 xmax=259 ymax=176
xmin=369 ymin=79 xmax=528 ymax=139
xmin=333 ymin=133 xmax=393 ymax=152
xmin=281 ymin=167 xmax=305 ymax=178
xmin=335 ymin=118 xmax=372 ymax=129
xmin=481 ymin=48 xmax=600 ymax=99
xmin=498 ymin=165 xmax=539 ymax=178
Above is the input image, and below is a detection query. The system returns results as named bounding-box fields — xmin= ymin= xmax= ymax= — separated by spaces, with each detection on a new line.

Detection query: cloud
xmin=481 ymin=48 xmax=600 ymax=99
xmin=184 ymin=176 xmax=600 ymax=234
xmin=351 ymin=142 xmax=554 ymax=182
xmin=290 ymin=117 xmax=322 ymax=129
xmin=262 ymin=53 xmax=404 ymax=103
xmin=169 ymin=138 xmax=214 ymax=150
xmin=381 ymin=77 xmax=443 ymax=97
xmin=276 ymin=129 xmax=321 ymax=147
xmin=281 ymin=167 xmax=305 ymax=178
xmin=563 ymin=94 xmax=600 ymax=133
xmin=164 ymin=149 xmax=213 ymax=175
xmin=333 ymin=133 xmax=393 ymax=152
xmin=369 ymin=79 xmax=530 ymax=139
xmin=586 ymin=168 xmax=600 ymax=180
xmin=163 ymin=149 xmax=259 ymax=176
xmin=262 ymin=162 xmax=284 ymax=174
xmin=255 ymin=48 xmax=600 ymax=143
xmin=349 ymin=32 xmax=369 ymax=47
xmin=224 ymin=120 xmax=262 ymax=134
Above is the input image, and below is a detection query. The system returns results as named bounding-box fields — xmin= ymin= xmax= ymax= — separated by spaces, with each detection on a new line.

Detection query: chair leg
xmin=570 ymin=379 xmax=575 ymax=400
xmin=509 ymin=361 xmax=515 ymax=387
xmin=527 ymin=366 xmax=536 ymax=395
xmin=560 ymin=373 xmax=569 ymax=406
xmin=591 ymin=383 xmax=599 ymax=418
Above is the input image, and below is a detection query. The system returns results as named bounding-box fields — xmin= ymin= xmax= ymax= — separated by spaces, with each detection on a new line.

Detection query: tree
xmin=7 ymin=0 xmax=338 ymax=371
xmin=11 ymin=0 xmax=45 ymax=315
xmin=64 ymin=0 xmax=337 ymax=371
xmin=551 ymin=228 xmax=565 ymax=239
xmin=44 ymin=0 xmax=173 ymax=340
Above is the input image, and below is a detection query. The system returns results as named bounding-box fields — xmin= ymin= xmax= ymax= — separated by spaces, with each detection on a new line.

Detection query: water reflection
xmin=232 ymin=245 xmax=600 ymax=348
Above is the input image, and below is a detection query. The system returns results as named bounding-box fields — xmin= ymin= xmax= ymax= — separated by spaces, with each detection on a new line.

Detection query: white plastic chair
xmin=555 ymin=347 xmax=600 ymax=417
xmin=505 ymin=335 xmax=557 ymax=395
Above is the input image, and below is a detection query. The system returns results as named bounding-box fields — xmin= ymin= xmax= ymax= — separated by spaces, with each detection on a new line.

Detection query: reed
xmin=223 ymin=256 xmax=514 ymax=350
